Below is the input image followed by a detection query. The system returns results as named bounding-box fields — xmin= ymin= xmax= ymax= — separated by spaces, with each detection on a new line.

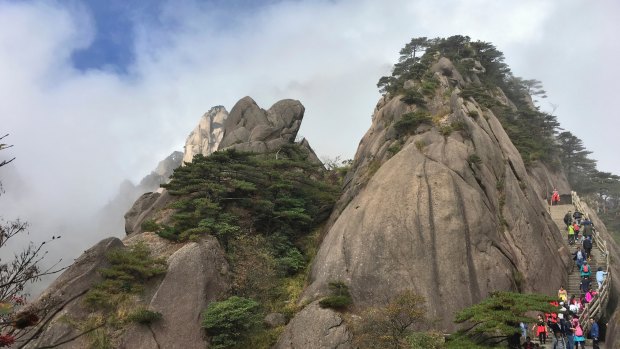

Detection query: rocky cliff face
xmin=182 ymin=106 xmax=228 ymax=163
xmin=280 ymin=57 xmax=573 ymax=345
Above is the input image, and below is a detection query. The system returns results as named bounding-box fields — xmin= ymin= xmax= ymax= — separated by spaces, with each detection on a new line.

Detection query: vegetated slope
xmin=16 ymin=98 xmax=339 ymax=349
xmin=278 ymin=36 xmax=575 ymax=346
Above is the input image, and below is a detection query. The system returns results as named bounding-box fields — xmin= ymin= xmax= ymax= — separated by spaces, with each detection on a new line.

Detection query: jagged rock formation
xmin=218 ymin=96 xmax=305 ymax=153
xmin=125 ymin=96 xmax=317 ymax=236
xmin=20 ymin=96 xmax=318 ymax=348
xmin=182 ymin=106 xmax=228 ymax=163
xmin=282 ymin=56 xmax=573 ymax=343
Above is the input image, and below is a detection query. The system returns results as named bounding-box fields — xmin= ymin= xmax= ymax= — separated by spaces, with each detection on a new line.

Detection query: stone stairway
xmin=549 ymin=204 xmax=602 ymax=299
xmin=547 ymin=203 xmax=607 ymax=349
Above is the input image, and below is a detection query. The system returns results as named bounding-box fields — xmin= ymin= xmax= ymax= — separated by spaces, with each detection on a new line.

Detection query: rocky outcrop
xmin=18 ymin=237 xmax=124 ymax=348
xmin=296 ymin=57 xmax=572 ymax=332
xmin=275 ymin=301 xmax=351 ymax=349
xmin=19 ymin=234 xmax=229 ymax=349
xmin=183 ymin=106 xmax=228 ymax=163
xmin=124 ymin=190 xmax=175 ymax=235
xmin=219 ymin=96 xmax=304 ymax=153
xmin=120 ymin=236 xmax=230 ymax=349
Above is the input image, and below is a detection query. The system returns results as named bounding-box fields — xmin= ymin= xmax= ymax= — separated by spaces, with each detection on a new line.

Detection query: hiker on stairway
xmin=581 ymin=216 xmax=594 ymax=239
xmin=580 ymin=276 xmax=591 ymax=295
xmin=596 ymin=267 xmax=608 ymax=289
xmin=564 ymin=210 xmax=573 ymax=227
xmin=572 ymin=317 xmax=585 ymax=349
xmin=565 ymin=314 xmax=576 ymax=349
xmin=552 ymin=188 xmax=560 ymax=205
xmin=582 ymin=236 xmax=593 ymax=260
xmin=573 ymin=210 xmax=583 ymax=225
xmin=580 ymin=260 xmax=591 ymax=278
xmin=589 ymin=318 xmax=600 ymax=349
xmin=573 ymin=247 xmax=585 ymax=272
xmin=558 ymin=286 xmax=568 ymax=302
xmin=572 ymin=222 xmax=581 ymax=243
xmin=567 ymin=224 xmax=575 ymax=245
xmin=533 ymin=314 xmax=548 ymax=345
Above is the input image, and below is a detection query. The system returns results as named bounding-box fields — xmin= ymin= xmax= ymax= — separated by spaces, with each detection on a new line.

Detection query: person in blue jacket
xmin=589 ymin=318 xmax=600 ymax=349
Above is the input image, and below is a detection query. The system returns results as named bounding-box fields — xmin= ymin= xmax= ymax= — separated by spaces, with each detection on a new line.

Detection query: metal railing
xmin=571 ymin=191 xmax=611 ymax=331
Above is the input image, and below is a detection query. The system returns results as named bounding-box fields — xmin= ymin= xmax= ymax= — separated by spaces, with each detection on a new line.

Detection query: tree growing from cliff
xmin=0 ymin=135 xmax=65 ymax=346
xmin=352 ymin=290 xmax=429 ymax=349
xmin=452 ymin=292 xmax=556 ymax=346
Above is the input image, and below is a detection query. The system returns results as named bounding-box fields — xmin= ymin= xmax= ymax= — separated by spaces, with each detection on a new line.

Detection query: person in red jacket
xmin=552 ymin=188 xmax=560 ymax=205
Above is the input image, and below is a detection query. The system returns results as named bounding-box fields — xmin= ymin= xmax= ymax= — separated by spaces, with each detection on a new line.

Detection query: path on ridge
xmin=546 ymin=203 xmax=606 ymax=349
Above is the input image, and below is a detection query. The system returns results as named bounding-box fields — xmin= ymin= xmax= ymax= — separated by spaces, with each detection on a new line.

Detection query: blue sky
xmin=71 ymin=0 xmax=286 ymax=73
xmin=1 ymin=0 xmax=619 ymax=287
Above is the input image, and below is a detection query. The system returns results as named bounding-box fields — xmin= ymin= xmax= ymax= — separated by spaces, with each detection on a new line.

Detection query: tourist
xmin=579 ymin=277 xmax=590 ymax=295
xmin=558 ymin=286 xmax=568 ymax=302
xmin=589 ymin=318 xmax=600 ymax=349
xmin=533 ymin=314 xmax=547 ymax=345
xmin=552 ymin=188 xmax=560 ymax=205
xmin=573 ymin=210 xmax=583 ymax=225
xmin=580 ymin=260 xmax=591 ymax=279
xmin=565 ymin=314 xmax=575 ymax=349
xmin=568 ymin=224 xmax=575 ymax=245
xmin=582 ymin=236 xmax=592 ymax=260
xmin=572 ymin=317 xmax=585 ymax=348
xmin=581 ymin=217 xmax=594 ymax=239
xmin=596 ymin=267 xmax=607 ymax=289
xmin=564 ymin=210 xmax=573 ymax=227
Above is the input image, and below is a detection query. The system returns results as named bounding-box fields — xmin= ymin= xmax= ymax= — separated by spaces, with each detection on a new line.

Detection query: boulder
xmin=17 ymin=237 xmax=125 ymax=348
xmin=219 ymin=96 xmax=304 ymax=152
xmin=274 ymin=301 xmax=351 ymax=349
xmin=123 ymin=236 xmax=230 ymax=349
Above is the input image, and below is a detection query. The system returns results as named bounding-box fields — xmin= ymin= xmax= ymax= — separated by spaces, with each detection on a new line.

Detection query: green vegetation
xmin=155 ymin=145 xmax=339 ymax=346
xmin=76 ymin=243 xmax=167 ymax=347
xmin=140 ymin=219 xmax=159 ymax=232
xmin=319 ymin=281 xmax=353 ymax=310
xmin=160 ymin=145 xmax=338 ymax=246
xmin=84 ymin=243 xmax=166 ymax=310
xmin=378 ymin=36 xmax=562 ymax=166
xmin=467 ymin=154 xmax=482 ymax=165
xmin=394 ymin=111 xmax=432 ymax=137
xmin=352 ymin=290 xmax=429 ymax=348
xmin=126 ymin=308 xmax=162 ymax=325
xmin=202 ymin=296 xmax=263 ymax=349
xmin=452 ymin=292 xmax=556 ymax=347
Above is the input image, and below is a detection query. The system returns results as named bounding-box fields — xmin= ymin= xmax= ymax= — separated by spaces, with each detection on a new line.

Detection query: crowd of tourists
xmin=517 ymin=196 xmax=607 ymax=348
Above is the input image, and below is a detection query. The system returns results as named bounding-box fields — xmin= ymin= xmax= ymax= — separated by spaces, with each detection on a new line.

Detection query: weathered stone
xmin=124 ymin=189 xmax=174 ymax=236
xmin=430 ymin=57 xmax=465 ymax=86
xmin=264 ymin=312 xmax=287 ymax=328
xmin=18 ymin=238 xmax=125 ymax=348
xmin=183 ymin=106 xmax=228 ymax=163
xmin=274 ymin=301 xmax=351 ymax=349
xmin=124 ymin=192 xmax=160 ymax=234
xmin=299 ymin=64 xmax=571 ymax=333
xmin=144 ymin=236 xmax=230 ymax=349
xmin=219 ymin=96 xmax=304 ymax=152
